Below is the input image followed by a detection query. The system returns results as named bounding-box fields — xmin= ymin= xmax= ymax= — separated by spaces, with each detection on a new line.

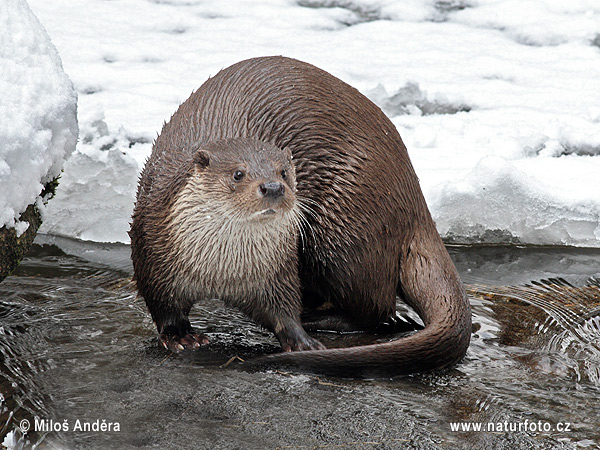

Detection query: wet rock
xmin=0 ymin=178 xmax=58 ymax=282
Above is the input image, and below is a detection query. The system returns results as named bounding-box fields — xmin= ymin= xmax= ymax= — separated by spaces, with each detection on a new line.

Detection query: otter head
xmin=189 ymin=137 xmax=298 ymax=223
xmin=168 ymin=137 xmax=300 ymax=298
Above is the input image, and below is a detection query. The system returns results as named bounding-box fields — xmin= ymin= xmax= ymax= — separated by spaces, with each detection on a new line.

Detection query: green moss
xmin=40 ymin=174 xmax=60 ymax=199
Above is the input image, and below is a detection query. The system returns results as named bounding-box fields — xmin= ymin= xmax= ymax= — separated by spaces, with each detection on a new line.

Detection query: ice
xmin=0 ymin=0 xmax=78 ymax=233
xmin=430 ymin=155 xmax=600 ymax=246
xmin=17 ymin=0 xmax=600 ymax=247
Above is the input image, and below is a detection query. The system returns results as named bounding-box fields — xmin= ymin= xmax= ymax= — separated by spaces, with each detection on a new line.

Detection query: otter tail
xmin=252 ymin=232 xmax=471 ymax=378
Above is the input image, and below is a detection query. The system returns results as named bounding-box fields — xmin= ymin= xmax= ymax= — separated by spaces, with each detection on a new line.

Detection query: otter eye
xmin=281 ymin=169 xmax=287 ymax=180
xmin=233 ymin=170 xmax=245 ymax=181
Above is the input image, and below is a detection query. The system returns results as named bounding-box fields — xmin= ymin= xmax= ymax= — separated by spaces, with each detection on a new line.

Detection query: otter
xmin=130 ymin=56 xmax=471 ymax=377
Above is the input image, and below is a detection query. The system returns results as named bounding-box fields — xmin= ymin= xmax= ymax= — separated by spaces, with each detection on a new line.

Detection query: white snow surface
xmin=23 ymin=0 xmax=600 ymax=246
xmin=0 ymin=0 xmax=78 ymax=235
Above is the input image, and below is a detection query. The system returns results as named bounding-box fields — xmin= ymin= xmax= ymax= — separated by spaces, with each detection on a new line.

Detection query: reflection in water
xmin=0 ymin=299 xmax=53 ymax=448
xmin=0 ymin=238 xmax=599 ymax=448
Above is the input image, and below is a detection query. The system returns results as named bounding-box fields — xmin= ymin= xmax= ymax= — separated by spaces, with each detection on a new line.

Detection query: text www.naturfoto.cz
xmin=450 ymin=420 xmax=571 ymax=433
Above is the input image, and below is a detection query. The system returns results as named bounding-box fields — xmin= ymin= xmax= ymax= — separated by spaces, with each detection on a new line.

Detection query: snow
xmin=16 ymin=0 xmax=600 ymax=246
xmin=0 ymin=0 xmax=78 ymax=235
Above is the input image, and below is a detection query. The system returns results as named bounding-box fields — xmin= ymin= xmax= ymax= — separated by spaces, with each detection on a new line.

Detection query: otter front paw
xmin=276 ymin=323 xmax=326 ymax=352
xmin=159 ymin=325 xmax=209 ymax=352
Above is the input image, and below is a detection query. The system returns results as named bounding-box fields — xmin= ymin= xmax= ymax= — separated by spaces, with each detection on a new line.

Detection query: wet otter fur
xmin=130 ymin=56 xmax=471 ymax=377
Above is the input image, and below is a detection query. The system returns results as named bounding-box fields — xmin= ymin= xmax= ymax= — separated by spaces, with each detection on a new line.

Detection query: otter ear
xmin=193 ymin=149 xmax=210 ymax=167
xmin=282 ymin=146 xmax=294 ymax=162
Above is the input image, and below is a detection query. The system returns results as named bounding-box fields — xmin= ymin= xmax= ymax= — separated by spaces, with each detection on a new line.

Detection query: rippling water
xmin=1 ymin=236 xmax=599 ymax=449
xmin=468 ymin=279 xmax=600 ymax=384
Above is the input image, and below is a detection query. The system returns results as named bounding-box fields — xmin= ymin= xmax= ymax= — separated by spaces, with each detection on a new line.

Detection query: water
xmin=1 ymin=235 xmax=599 ymax=449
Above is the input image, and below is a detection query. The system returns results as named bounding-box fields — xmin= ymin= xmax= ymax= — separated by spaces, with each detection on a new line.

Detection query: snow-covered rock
xmin=0 ymin=0 xmax=78 ymax=280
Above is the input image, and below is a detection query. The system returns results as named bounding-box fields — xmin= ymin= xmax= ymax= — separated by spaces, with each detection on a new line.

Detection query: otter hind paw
xmin=375 ymin=313 xmax=424 ymax=334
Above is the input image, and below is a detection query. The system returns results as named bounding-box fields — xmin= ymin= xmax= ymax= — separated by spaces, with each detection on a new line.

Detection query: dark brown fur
xmin=130 ymin=56 xmax=471 ymax=377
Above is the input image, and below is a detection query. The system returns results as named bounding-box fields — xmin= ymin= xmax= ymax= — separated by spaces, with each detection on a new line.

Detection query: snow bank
xmin=25 ymin=0 xmax=600 ymax=247
xmin=0 ymin=0 xmax=78 ymax=234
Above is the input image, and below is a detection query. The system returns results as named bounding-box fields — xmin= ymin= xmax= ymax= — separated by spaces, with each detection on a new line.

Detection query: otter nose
xmin=259 ymin=181 xmax=285 ymax=199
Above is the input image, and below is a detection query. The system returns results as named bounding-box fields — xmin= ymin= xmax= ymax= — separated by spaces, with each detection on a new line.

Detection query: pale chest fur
xmin=165 ymin=179 xmax=299 ymax=303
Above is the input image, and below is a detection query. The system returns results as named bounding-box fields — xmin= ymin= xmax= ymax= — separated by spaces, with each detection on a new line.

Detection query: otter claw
xmin=276 ymin=323 xmax=326 ymax=352
xmin=159 ymin=332 xmax=209 ymax=353
xmin=375 ymin=313 xmax=424 ymax=334
xmin=281 ymin=337 xmax=325 ymax=352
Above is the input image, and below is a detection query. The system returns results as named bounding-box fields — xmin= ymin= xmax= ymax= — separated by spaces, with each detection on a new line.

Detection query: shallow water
xmin=1 ymin=235 xmax=599 ymax=449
